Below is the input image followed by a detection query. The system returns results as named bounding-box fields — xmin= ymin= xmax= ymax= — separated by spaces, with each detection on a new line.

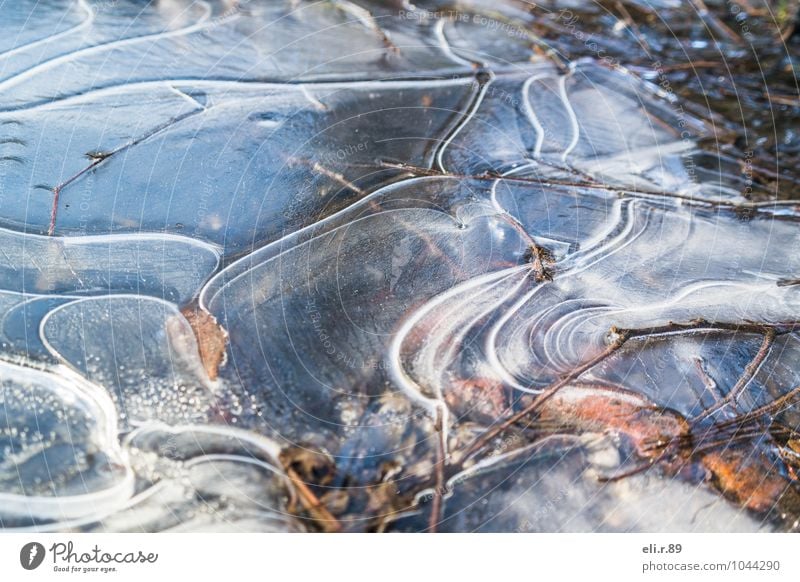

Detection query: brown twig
xmin=688 ymin=0 xmax=744 ymax=44
xmin=305 ymin=160 xmax=367 ymax=196
xmin=654 ymin=60 xmax=724 ymax=71
xmin=463 ymin=330 xmax=630 ymax=460
xmin=693 ymin=328 xmax=775 ymax=423
xmin=427 ymin=409 xmax=447 ymax=532
xmin=613 ymin=0 xmax=653 ymax=56
xmin=765 ymin=93 xmax=800 ymax=107
xmin=286 ymin=467 xmax=343 ymax=532
xmin=711 ymin=384 xmax=800 ymax=432
xmin=370 ymin=160 xmax=800 ymax=213
xmin=597 ymin=456 xmax=661 ymax=482
xmin=463 ymin=319 xmax=799 ymax=462
xmin=46 ymin=107 xmax=203 ymax=235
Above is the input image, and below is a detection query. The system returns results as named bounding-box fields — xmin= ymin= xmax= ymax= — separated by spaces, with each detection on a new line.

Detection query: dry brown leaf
xmin=180 ymin=306 xmax=228 ymax=380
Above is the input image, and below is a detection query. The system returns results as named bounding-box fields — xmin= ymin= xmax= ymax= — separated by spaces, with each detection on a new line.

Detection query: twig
xmin=613 ymin=0 xmax=653 ymax=57
xmin=371 ymin=160 xmax=800 ymax=213
xmin=46 ymin=107 xmax=204 ymax=235
xmin=463 ymin=330 xmax=630 ymax=460
xmin=286 ymin=467 xmax=343 ymax=532
xmin=655 ymin=60 xmax=722 ymax=71
xmin=297 ymin=159 xmax=367 ymax=196
xmin=689 ymin=0 xmax=744 ymax=44
xmin=765 ymin=93 xmax=800 ymax=107
xmin=693 ymin=328 xmax=775 ymax=422
xmin=427 ymin=410 xmax=447 ymax=532
xmin=597 ymin=456 xmax=660 ymax=482
xmin=711 ymin=384 xmax=800 ymax=431
xmin=463 ymin=319 xmax=799 ymax=462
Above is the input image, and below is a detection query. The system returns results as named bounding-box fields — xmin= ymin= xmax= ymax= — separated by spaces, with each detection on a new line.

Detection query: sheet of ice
xmin=0 ymin=0 xmax=797 ymax=532
xmin=0 ymin=226 xmax=219 ymax=302
xmin=0 ymin=360 xmax=132 ymax=526
xmin=41 ymin=296 xmax=218 ymax=429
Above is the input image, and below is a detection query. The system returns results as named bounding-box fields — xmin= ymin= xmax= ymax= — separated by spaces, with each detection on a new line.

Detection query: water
xmin=0 ymin=0 xmax=798 ymax=532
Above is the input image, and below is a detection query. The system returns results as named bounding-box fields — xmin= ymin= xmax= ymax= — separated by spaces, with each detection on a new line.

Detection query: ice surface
xmin=0 ymin=0 xmax=798 ymax=532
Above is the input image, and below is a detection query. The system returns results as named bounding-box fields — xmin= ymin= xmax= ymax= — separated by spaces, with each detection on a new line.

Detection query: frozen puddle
xmin=0 ymin=0 xmax=798 ymax=532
